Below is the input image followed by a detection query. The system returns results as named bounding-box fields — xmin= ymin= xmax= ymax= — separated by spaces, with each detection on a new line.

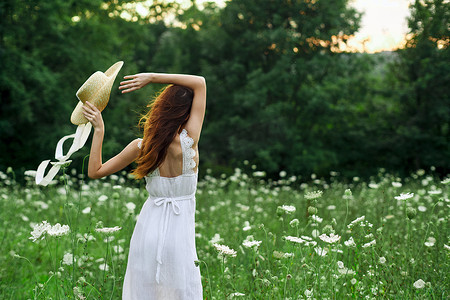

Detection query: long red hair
xmin=131 ymin=84 xmax=194 ymax=179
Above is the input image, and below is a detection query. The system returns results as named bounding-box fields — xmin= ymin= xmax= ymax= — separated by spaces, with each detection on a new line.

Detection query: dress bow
xmin=151 ymin=193 xmax=195 ymax=283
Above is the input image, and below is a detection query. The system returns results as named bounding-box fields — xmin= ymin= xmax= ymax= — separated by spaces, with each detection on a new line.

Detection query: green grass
xmin=0 ymin=166 xmax=448 ymax=299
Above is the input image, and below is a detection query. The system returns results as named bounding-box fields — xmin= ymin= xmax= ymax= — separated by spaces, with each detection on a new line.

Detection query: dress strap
xmin=180 ymin=129 xmax=196 ymax=174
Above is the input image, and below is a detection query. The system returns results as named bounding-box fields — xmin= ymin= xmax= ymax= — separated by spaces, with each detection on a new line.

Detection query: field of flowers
xmin=0 ymin=165 xmax=448 ymax=299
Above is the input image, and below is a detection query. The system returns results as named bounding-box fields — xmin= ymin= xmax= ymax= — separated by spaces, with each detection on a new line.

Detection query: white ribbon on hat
xmin=35 ymin=123 xmax=92 ymax=186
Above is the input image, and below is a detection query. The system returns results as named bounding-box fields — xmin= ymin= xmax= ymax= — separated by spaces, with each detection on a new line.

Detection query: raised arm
xmin=119 ymin=73 xmax=206 ymax=143
xmin=82 ymin=101 xmax=141 ymax=179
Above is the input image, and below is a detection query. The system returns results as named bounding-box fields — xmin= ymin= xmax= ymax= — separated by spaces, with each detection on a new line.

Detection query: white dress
xmin=122 ymin=129 xmax=203 ymax=299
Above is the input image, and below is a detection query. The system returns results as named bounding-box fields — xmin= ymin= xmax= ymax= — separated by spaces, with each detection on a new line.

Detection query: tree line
xmin=0 ymin=0 xmax=448 ymax=181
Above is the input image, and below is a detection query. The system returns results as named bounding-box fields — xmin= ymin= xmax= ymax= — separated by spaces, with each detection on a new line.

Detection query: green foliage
xmin=0 ymin=0 xmax=169 ymax=175
xmin=172 ymin=0 xmax=366 ymax=177
xmin=387 ymin=0 xmax=450 ymax=173
xmin=0 ymin=167 xmax=448 ymax=298
xmin=0 ymin=0 xmax=448 ymax=180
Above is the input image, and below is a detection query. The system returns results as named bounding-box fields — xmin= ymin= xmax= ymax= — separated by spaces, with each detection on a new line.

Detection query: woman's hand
xmin=119 ymin=73 xmax=152 ymax=94
xmin=82 ymin=101 xmax=104 ymax=131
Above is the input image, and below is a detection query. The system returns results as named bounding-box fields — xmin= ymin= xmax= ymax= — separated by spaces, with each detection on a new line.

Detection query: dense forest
xmin=1 ymin=0 xmax=449 ymax=181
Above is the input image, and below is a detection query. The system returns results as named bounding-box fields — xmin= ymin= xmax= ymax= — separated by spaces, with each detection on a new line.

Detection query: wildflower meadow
xmin=0 ymin=166 xmax=448 ymax=299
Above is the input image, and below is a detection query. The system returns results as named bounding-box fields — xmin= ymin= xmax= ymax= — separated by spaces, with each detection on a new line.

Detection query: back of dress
xmin=122 ymin=128 xmax=203 ymax=300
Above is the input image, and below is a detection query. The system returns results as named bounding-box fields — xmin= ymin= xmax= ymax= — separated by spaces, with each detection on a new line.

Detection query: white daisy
xmin=280 ymin=205 xmax=296 ymax=213
xmin=29 ymin=220 xmax=51 ymax=242
xmin=213 ymin=243 xmax=237 ymax=257
xmin=314 ymin=246 xmax=328 ymax=256
xmin=305 ymin=241 xmax=317 ymax=247
xmin=338 ymin=268 xmax=356 ymax=275
xmin=311 ymin=229 xmax=320 ymax=238
xmin=347 ymin=216 xmax=365 ymax=228
xmin=230 ymin=292 xmax=245 ymax=297
xmin=319 ymin=233 xmax=341 ymax=244
xmin=413 ymin=279 xmax=426 ymax=289
xmin=289 ymin=219 xmax=299 ymax=227
xmin=62 ymin=253 xmax=74 ymax=265
xmin=362 ymin=239 xmax=376 ymax=248
xmin=98 ymin=195 xmax=108 ymax=202
xmin=311 ymin=215 xmax=323 ymax=223
xmin=305 ymin=190 xmax=323 ymax=200
xmin=242 ymin=240 xmax=262 ymax=248
xmin=368 ymin=183 xmax=379 ymax=189
xmin=242 ymin=221 xmax=251 ymax=231
xmin=394 ymin=193 xmax=414 ymax=200
xmin=344 ymin=237 xmax=356 ymax=248
xmin=125 ymin=202 xmax=136 ymax=211
xmin=252 ymin=171 xmax=266 ymax=177
xmin=428 ymin=190 xmax=442 ymax=195
xmin=209 ymin=233 xmax=223 ymax=244
xmin=284 ymin=236 xmax=305 ymax=244
xmin=304 ymin=289 xmax=313 ymax=298
xmin=47 ymin=223 xmax=70 ymax=237
xmin=95 ymin=226 xmax=121 ymax=234
xmin=113 ymin=245 xmax=124 ymax=253
xmin=424 ymin=237 xmax=436 ymax=247
xmin=99 ymin=263 xmax=109 ymax=271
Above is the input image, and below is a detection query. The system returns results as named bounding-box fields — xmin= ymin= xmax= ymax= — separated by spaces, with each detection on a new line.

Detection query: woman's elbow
xmin=195 ymin=76 xmax=206 ymax=88
xmin=193 ymin=77 xmax=206 ymax=94
xmin=200 ymin=76 xmax=206 ymax=87
xmin=88 ymin=171 xmax=102 ymax=180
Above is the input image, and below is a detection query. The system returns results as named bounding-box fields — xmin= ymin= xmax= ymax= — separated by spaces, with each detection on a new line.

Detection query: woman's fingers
xmin=123 ymin=75 xmax=136 ymax=80
xmin=119 ymin=80 xmax=137 ymax=88
xmin=82 ymin=105 xmax=92 ymax=114
xmin=81 ymin=101 xmax=104 ymax=129
xmin=119 ymin=83 xmax=139 ymax=90
xmin=119 ymin=80 xmax=141 ymax=93
xmin=82 ymin=109 xmax=93 ymax=119
xmin=118 ymin=83 xmax=132 ymax=89
xmin=121 ymin=87 xmax=138 ymax=94
xmin=119 ymin=79 xmax=134 ymax=85
xmin=84 ymin=101 xmax=99 ymax=112
xmin=82 ymin=102 xmax=99 ymax=120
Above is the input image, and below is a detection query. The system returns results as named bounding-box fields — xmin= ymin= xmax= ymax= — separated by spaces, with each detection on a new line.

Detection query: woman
xmin=82 ymin=72 xmax=206 ymax=299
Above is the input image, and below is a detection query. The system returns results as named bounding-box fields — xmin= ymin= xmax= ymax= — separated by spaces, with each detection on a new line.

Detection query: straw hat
xmin=71 ymin=61 xmax=124 ymax=125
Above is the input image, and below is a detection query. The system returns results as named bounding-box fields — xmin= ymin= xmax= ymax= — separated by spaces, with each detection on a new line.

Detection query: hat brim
xmin=70 ymin=61 xmax=124 ymax=125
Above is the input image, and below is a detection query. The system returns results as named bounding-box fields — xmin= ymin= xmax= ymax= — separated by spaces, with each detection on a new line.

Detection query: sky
xmin=347 ymin=0 xmax=412 ymax=52
xmin=139 ymin=0 xmax=413 ymax=53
